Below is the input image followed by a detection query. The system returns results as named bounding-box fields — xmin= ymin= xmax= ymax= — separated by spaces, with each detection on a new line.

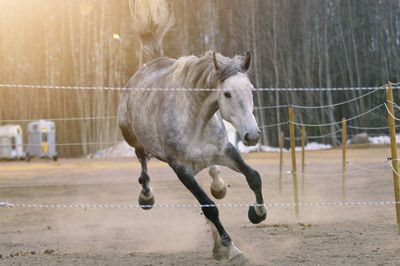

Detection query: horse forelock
xmin=171 ymin=51 xmax=247 ymax=89
xmin=214 ymin=53 xmax=249 ymax=83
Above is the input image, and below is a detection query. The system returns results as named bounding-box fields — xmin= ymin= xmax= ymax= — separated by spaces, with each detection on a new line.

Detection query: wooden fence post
xmin=289 ymin=107 xmax=299 ymax=217
xmin=279 ymin=130 xmax=284 ymax=193
xmin=386 ymin=84 xmax=400 ymax=232
xmin=342 ymin=118 xmax=347 ymax=200
xmin=301 ymin=126 xmax=306 ymax=196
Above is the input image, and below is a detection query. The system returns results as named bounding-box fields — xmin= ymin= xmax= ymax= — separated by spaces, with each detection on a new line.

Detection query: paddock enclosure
xmin=2 ymin=0 xmax=400 ymax=265
xmin=0 ymin=146 xmax=399 ymax=265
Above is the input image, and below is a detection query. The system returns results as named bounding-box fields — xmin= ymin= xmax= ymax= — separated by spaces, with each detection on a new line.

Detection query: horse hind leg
xmin=136 ymin=148 xmax=154 ymax=210
xmin=208 ymin=165 xmax=227 ymax=200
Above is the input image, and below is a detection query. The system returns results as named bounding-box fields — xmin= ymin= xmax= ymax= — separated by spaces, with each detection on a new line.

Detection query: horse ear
xmin=242 ymin=51 xmax=251 ymax=71
xmin=213 ymin=51 xmax=220 ymax=71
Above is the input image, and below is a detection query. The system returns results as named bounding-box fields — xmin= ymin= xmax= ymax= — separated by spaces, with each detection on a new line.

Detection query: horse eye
xmin=224 ymin=92 xmax=232 ymax=98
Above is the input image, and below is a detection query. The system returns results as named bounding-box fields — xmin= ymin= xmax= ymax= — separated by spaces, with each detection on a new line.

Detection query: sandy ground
xmin=0 ymin=146 xmax=400 ymax=265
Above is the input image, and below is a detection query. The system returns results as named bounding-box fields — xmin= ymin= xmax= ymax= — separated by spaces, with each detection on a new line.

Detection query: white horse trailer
xmin=0 ymin=124 xmax=25 ymax=160
xmin=26 ymin=120 xmax=57 ymax=161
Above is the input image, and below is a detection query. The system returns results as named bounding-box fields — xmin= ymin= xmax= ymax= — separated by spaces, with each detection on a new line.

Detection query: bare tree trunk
xmin=272 ymin=0 xmax=282 ymax=145
xmin=323 ymin=6 xmax=337 ymax=146
xmin=250 ymin=0 xmax=268 ymax=145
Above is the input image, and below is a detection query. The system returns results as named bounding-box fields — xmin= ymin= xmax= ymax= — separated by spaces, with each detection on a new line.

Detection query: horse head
xmin=213 ymin=51 xmax=261 ymax=146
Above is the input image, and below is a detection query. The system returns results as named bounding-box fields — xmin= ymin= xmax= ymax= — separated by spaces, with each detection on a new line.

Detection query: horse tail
xmin=130 ymin=0 xmax=174 ymax=64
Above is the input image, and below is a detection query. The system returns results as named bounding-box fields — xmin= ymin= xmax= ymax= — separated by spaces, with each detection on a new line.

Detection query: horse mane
xmin=171 ymin=51 xmax=247 ymax=89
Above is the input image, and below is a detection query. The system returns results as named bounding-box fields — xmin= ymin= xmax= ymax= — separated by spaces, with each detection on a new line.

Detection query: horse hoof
xmin=138 ymin=193 xmax=154 ymax=210
xmin=248 ymin=206 xmax=266 ymax=224
xmin=210 ymin=185 xmax=227 ymax=199
xmin=213 ymin=241 xmax=246 ymax=264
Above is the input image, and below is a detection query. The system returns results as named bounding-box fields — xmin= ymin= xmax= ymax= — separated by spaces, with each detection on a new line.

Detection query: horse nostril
xmin=244 ymin=133 xmax=250 ymax=142
xmin=257 ymin=129 xmax=261 ymax=135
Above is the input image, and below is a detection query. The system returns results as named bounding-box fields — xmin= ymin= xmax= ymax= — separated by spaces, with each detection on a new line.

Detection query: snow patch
xmin=297 ymin=142 xmax=332 ymax=151
xmin=368 ymin=134 xmax=400 ymax=145
xmin=86 ymin=142 xmax=135 ymax=159
xmin=237 ymin=141 xmax=284 ymax=153
xmin=238 ymin=141 xmax=331 ymax=153
xmin=238 ymin=141 xmax=332 ymax=153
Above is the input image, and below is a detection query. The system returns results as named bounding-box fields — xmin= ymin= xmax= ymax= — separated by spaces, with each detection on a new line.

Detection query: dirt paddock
xmin=1 ymin=147 xmax=399 ymax=265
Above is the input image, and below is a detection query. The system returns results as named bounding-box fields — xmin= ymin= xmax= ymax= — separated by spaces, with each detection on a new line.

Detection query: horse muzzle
xmin=242 ymin=129 xmax=261 ymax=146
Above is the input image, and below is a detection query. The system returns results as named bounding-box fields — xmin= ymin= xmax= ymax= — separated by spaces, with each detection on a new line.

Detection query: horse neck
xmin=174 ymin=57 xmax=221 ymax=132
xmin=186 ymin=90 xmax=219 ymax=134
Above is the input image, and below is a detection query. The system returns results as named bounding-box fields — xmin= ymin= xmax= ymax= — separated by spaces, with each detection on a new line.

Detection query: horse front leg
xmin=222 ymin=143 xmax=267 ymax=224
xmin=169 ymin=162 xmax=243 ymax=261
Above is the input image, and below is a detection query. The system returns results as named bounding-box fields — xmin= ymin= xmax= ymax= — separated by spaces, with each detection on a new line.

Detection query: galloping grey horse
xmin=119 ymin=0 xmax=266 ymax=261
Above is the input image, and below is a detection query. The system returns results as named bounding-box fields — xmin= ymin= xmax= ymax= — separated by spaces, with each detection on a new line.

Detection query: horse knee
xmin=209 ymin=165 xmax=220 ymax=177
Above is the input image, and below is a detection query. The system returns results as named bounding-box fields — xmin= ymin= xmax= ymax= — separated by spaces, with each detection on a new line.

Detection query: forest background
xmin=1 ymin=0 xmax=399 ymax=157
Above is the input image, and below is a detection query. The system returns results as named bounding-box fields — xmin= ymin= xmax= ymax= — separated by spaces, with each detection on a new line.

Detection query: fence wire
xmin=1 ymin=83 xmax=398 ymax=92
xmin=0 ymin=201 xmax=398 ymax=209
xmin=256 ymin=87 xmax=382 ymax=110
xmin=291 ymin=104 xmax=384 ymax=127
xmin=0 ymin=116 xmax=118 ymax=123
xmin=384 ymin=101 xmax=400 ymax=121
